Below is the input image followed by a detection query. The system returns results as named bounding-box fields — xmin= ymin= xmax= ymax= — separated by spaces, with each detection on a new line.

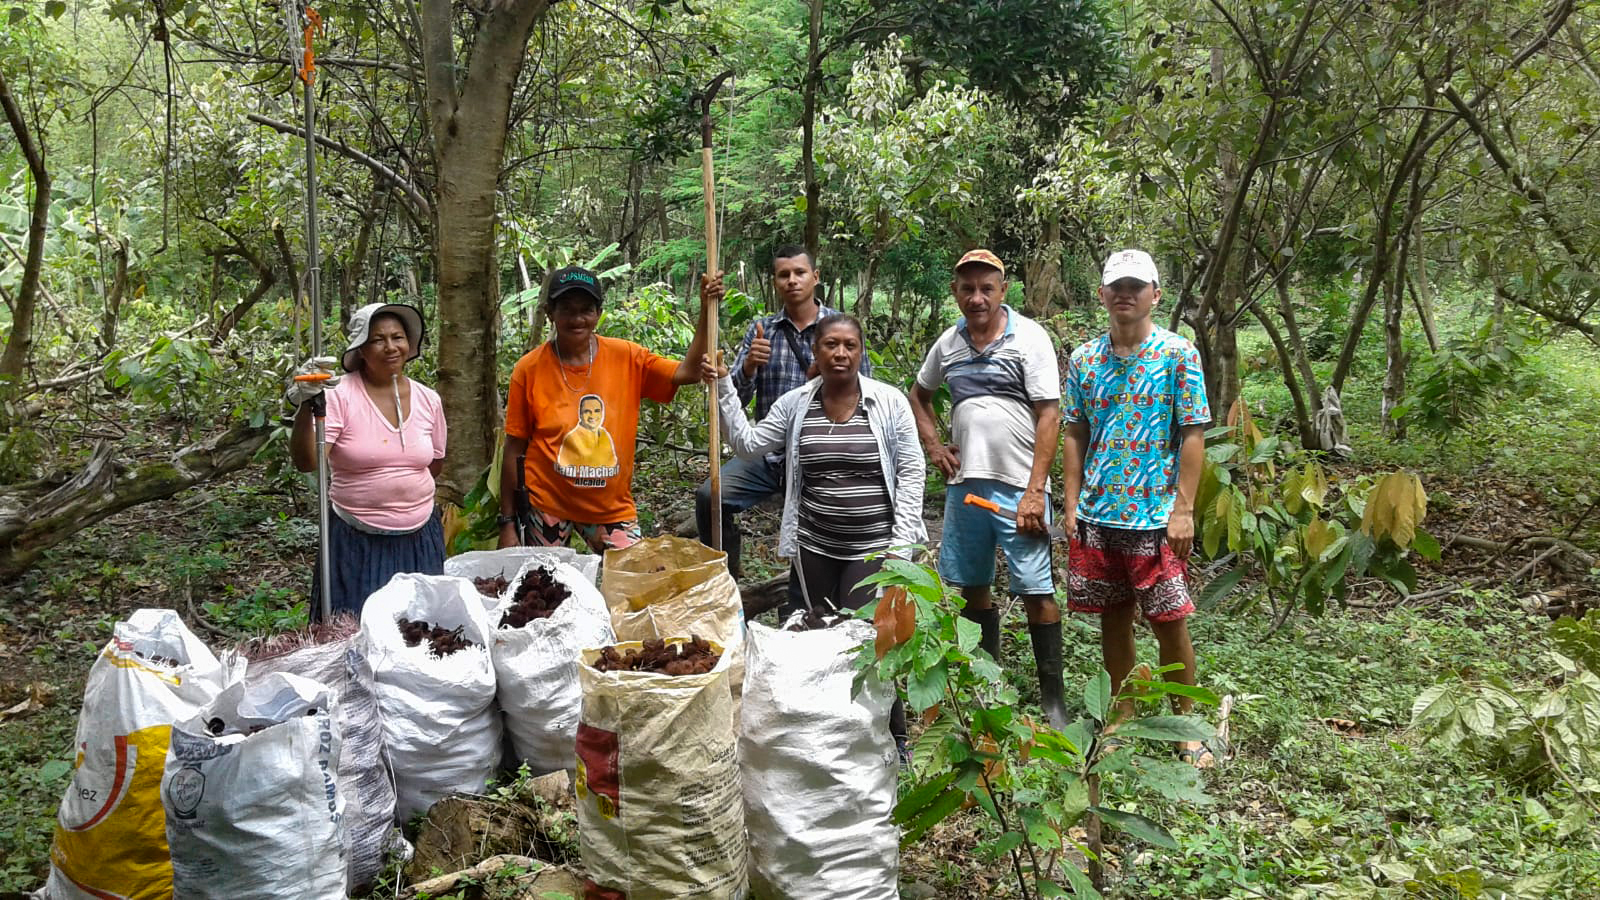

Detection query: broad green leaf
xmin=954 ymin=616 xmax=981 ymax=653
xmin=1111 ymin=715 xmax=1215 ymax=743
xmin=1411 ymin=526 xmax=1441 ymax=561
xmin=898 ymin=785 xmax=966 ymax=848
xmin=906 ymin=660 xmax=947 ymax=712
xmin=1134 ymin=681 xmax=1221 ymax=706
xmin=1410 ymin=683 xmax=1459 ymax=727
xmin=1092 ymin=807 xmax=1177 ymax=849
xmin=1083 ymin=670 xmax=1111 ymax=722
xmin=9 ymin=7 xmax=27 ymax=25
xmin=1130 ymin=756 xmax=1210 ymax=804
xmin=1460 ymin=697 xmax=1496 ymax=736
xmin=1196 ymin=567 xmax=1247 ymax=610
xmin=37 ymin=759 xmax=71 ymax=782
xmin=1058 ymin=861 xmax=1103 ymax=899
xmin=45 ymin=0 xmax=66 ymax=18
xmin=893 ymin=770 xmax=960 ymax=824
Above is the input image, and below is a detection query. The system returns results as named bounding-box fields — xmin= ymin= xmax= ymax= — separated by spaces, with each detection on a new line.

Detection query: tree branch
xmin=245 ymin=113 xmax=431 ymax=218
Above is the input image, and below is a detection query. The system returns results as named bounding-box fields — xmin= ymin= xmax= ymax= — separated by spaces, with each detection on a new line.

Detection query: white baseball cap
xmin=1101 ymin=249 xmax=1160 ymax=286
xmin=342 ymin=303 xmax=426 ymax=372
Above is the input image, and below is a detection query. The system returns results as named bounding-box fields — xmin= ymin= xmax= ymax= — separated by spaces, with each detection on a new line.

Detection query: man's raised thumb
xmin=755 ymin=322 xmax=765 ymax=340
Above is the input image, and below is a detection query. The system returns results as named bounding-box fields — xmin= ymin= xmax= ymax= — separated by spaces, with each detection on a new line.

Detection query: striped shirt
xmin=795 ymin=396 xmax=894 ymax=560
xmin=915 ymin=305 xmax=1060 ymax=490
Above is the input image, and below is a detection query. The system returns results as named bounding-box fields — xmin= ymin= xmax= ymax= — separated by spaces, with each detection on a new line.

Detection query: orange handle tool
xmin=293 ymin=373 xmax=333 ymax=383
xmin=963 ymin=493 xmax=1011 ymax=518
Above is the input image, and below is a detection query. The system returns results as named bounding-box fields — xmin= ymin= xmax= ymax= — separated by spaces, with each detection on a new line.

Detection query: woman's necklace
xmin=822 ymin=386 xmax=861 ymax=431
xmin=555 ymin=336 xmax=596 ymax=394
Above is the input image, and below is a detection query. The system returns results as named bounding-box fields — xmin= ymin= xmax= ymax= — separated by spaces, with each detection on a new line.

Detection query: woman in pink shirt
xmin=288 ymin=303 xmax=447 ymax=617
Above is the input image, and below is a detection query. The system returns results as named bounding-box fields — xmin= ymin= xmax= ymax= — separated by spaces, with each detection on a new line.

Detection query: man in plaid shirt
xmin=695 ymin=244 xmax=868 ymax=594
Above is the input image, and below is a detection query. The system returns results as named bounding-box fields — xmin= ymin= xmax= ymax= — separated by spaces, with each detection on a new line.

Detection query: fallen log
xmin=0 ymin=422 xmax=272 ymax=579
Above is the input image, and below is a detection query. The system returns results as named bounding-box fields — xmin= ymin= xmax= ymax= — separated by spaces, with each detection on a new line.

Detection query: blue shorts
xmin=938 ymin=479 xmax=1055 ymax=596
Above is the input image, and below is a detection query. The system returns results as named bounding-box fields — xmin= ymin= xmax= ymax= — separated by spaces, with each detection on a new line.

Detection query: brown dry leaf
xmin=0 ymin=681 xmax=55 ymax=724
xmin=1320 ymin=717 xmax=1364 ymax=737
xmin=874 ymin=585 xmax=914 ymax=660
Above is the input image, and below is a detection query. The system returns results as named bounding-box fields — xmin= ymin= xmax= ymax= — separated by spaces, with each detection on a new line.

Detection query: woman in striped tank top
xmin=708 ymin=314 xmax=926 ymax=757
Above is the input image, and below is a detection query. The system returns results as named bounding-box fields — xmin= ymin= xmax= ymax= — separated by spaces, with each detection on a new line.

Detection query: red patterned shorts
xmin=1067 ymin=521 xmax=1194 ymax=622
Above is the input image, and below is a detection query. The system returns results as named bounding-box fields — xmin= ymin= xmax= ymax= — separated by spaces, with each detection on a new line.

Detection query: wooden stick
xmin=700 ymin=71 xmax=732 ymax=553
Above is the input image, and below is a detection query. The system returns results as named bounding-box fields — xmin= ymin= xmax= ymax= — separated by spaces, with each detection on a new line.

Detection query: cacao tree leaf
xmin=1093 ymin=807 xmax=1178 ymax=849
xmin=1083 ymin=670 xmax=1111 ymax=722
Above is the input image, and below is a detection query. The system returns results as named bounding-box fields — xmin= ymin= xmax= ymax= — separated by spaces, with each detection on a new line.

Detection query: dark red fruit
xmin=497 ymin=566 xmax=571 ymax=629
xmin=396 ymin=617 xmax=478 ymax=657
xmin=590 ymin=636 xmax=720 ymax=676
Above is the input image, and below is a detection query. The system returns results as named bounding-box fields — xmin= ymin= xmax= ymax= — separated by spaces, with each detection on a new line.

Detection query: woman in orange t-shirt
xmin=498 ymin=266 xmax=718 ymax=552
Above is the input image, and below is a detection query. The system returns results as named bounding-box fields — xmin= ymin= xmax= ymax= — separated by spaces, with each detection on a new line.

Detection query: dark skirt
xmin=311 ymin=507 xmax=445 ymax=621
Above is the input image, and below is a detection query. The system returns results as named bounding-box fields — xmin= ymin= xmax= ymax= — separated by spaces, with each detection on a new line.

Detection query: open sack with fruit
xmin=576 ymin=637 xmax=748 ymax=899
xmin=740 ymin=619 xmax=899 ymax=900
xmin=360 ymin=573 xmax=501 ymax=822
xmin=46 ymin=608 xmax=239 ymax=900
xmin=444 ymin=544 xmax=600 ymax=588
xmin=484 ymin=558 xmax=614 ymax=774
xmin=600 ymin=536 xmax=746 ymax=700
xmin=161 ymin=672 xmax=346 ymax=899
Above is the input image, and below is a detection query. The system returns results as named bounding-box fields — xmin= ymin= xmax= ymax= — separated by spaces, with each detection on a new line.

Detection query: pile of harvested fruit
xmin=396 ymin=617 xmax=479 ymax=657
xmin=497 ymin=566 xmax=571 ymax=628
xmin=591 ymin=636 xmax=721 ymax=676
xmin=472 ymin=575 xmax=509 ymax=598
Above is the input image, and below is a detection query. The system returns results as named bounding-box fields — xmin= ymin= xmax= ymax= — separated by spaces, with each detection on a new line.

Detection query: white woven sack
xmin=360 ymin=573 xmax=501 ymax=822
xmin=576 ymin=640 xmax=748 ymax=899
xmin=245 ymin=633 xmax=400 ymax=888
xmin=46 ymin=608 xmax=237 ymax=900
xmin=490 ymin=559 xmax=615 ymax=774
xmin=445 ymin=546 xmax=601 ymax=586
xmin=740 ymin=621 xmax=898 ymax=900
xmin=162 ymin=672 xmax=346 ymax=899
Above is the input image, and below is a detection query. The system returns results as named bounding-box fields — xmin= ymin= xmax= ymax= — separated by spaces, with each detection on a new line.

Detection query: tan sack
xmin=575 ymin=640 xmax=747 ymax=899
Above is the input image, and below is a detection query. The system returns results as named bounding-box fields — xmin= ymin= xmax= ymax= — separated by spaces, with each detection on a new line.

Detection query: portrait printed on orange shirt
xmin=555 ymin=393 xmax=621 ymax=487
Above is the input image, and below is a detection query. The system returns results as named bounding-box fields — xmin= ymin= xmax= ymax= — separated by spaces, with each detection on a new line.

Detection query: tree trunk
xmin=801 ymin=0 xmax=824 ymax=259
xmin=0 ymin=71 xmax=50 ymax=380
xmin=419 ymin=0 xmax=553 ymax=504
xmin=0 ymin=423 xmax=273 ymax=579
xmin=1022 ymin=215 xmax=1064 ymax=319
xmin=99 ymin=238 xmax=129 ymax=355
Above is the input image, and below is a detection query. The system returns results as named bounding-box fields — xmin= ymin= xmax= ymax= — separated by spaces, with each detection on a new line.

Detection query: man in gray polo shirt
xmin=910 ymin=249 xmax=1067 ymax=728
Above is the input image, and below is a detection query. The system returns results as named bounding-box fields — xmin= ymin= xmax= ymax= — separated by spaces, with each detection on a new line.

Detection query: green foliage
xmin=1411 ymin=615 xmax=1600 ymax=834
xmin=855 ymin=558 xmax=1216 ymax=896
xmin=1194 ymin=401 xmax=1436 ymax=623
xmin=1397 ymin=317 xmax=1533 ymax=441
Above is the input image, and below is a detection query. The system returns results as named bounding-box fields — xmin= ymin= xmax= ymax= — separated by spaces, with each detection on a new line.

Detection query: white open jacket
xmin=717 ymin=373 xmax=927 ymax=559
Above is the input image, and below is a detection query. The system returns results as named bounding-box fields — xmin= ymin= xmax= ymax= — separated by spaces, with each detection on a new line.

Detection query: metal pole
xmin=289 ymin=1 xmax=332 ymax=619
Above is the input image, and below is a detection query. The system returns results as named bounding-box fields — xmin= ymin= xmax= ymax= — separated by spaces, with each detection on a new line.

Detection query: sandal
xmin=1176 ymin=744 xmax=1216 ymax=769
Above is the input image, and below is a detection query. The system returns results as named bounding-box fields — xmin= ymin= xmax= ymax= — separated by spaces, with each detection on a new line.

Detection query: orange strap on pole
xmin=298 ymin=7 xmax=321 ymax=86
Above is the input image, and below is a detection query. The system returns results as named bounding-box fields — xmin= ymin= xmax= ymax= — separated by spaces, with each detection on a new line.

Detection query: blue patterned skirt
xmin=311 ymin=506 xmax=445 ymax=620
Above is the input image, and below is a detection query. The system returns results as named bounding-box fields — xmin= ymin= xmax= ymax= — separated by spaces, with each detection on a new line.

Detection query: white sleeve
xmin=1023 ymin=324 xmax=1061 ymax=402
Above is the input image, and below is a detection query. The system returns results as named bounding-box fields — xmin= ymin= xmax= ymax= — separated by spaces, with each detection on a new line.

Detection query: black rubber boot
xmin=962 ymin=605 xmax=1002 ymax=662
xmin=1029 ymin=622 xmax=1070 ymax=730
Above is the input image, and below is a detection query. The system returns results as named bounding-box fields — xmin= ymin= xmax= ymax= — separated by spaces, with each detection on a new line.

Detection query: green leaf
xmin=1131 ymin=757 xmax=1211 ymax=804
xmin=9 ymin=6 xmax=27 ymax=24
xmin=1083 ymin=670 xmax=1111 ymax=722
xmin=1134 ymin=681 xmax=1221 ymax=706
xmin=1411 ymin=527 xmax=1441 ymax=561
xmin=1196 ymin=567 xmax=1247 ymax=610
xmin=898 ymin=785 xmax=967 ymax=847
xmin=893 ymin=770 xmax=960 ymax=825
xmin=45 ymin=0 xmax=65 ymax=18
xmin=955 ymin=616 xmax=981 ymax=653
xmin=1093 ymin=807 xmax=1178 ymax=849
xmin=1111 ymin=715 xmax=1215 ymax=743
xmin=907 ymin=661 xmax=947 ymax=711
xmin=38 ymin=759 xmax=71 ymax=782
xmin=1058 ymin=862 xmax=1103 ymax=899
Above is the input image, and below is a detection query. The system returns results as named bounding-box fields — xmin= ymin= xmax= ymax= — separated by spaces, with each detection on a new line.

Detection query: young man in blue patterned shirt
xmin=1062 ymin=249 xmax=1214 ymax=767
xmin=695 ymin=245 xmax=867 ymax=593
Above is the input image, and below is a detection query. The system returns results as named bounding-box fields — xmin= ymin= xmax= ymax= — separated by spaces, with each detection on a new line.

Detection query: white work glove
xmin=284 ymin=356 xmax=341 ymax=407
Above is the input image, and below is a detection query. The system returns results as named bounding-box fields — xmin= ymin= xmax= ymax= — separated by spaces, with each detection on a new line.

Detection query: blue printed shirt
xmin=1063 ymin=326 xmax=1211 ymax=529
